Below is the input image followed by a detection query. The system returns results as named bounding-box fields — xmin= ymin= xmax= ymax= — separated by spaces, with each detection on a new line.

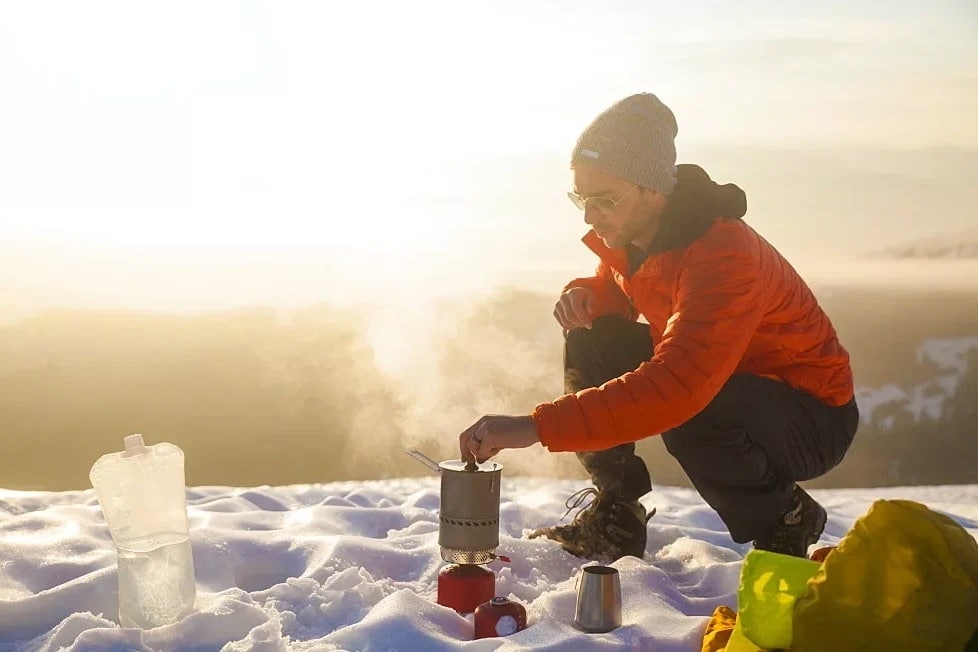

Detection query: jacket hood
xmin=647 ymin=163 xmax=747 ymax=254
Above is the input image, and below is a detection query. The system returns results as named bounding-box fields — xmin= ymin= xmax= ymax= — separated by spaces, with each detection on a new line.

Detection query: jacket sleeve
xmin=561 ymin=259 xmax=638 ymax=322
xmin=533 ymin=241 xmax=765 ymax=452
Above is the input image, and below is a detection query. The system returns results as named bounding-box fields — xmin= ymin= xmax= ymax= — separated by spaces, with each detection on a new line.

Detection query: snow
xmin=856 ymin=336 xmax=978 ymax=424
xmin=2 ymin=477 xmax=978 ymax=651
xmin=917 ymin=337 xmax=978 ymax=376
xmin=854 ymin=383 xmax=907 ymax=422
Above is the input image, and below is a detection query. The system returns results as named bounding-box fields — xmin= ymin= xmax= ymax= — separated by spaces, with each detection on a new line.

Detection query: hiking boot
xmin=528 ymin=487 xmax=654 ymax=561
xmin=753 ymin=487 xmax=827 ymax=558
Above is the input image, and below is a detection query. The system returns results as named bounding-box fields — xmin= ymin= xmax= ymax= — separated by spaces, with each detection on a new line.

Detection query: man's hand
xmin=458 ymin=414 xmax=541 ymax=463
xmin=554 ymin=287 xmax=594 ymax=330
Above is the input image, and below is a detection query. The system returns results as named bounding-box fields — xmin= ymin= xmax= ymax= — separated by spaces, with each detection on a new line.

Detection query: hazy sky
xmin=1 ymin=0 xmax=976 ymax=321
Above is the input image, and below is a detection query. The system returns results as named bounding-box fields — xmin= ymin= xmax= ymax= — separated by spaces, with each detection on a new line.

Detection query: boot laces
xmin=560 ymin=487 xmax=656 ymax=524
xmin=560 ymin=487 xmax=601 ymax=522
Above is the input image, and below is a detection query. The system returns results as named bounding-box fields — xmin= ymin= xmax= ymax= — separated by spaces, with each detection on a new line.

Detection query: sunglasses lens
xmin=592 ymin=198 xmax=616 ymax=215
xmin=568 ymin=192 xmax=586 ymax=211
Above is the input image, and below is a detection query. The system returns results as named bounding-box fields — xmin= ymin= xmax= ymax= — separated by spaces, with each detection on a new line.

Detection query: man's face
xmin=571 ymin=163 xmax=666 ymax=250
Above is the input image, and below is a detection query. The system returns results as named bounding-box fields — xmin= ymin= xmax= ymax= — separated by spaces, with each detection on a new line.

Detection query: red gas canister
xmin=436 ymin=564 xmax=495 ymax=614
xmin=474 ymin=596 xmax=528 ymax=639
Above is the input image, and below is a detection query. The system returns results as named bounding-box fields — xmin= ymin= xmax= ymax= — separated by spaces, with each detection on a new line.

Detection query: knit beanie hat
xmin=571 ymin=93 xmax=678 ymax=194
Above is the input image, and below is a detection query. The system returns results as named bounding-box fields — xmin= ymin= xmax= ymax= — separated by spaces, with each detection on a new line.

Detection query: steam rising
xmin=0 ymin=289 xmax=583 ymax=491
xmin=356 ymin=292 xmax=579 ymax=481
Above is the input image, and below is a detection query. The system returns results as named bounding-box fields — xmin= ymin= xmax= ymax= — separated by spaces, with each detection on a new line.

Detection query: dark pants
xmin=565 ymin=315 xmax=859 ymax=543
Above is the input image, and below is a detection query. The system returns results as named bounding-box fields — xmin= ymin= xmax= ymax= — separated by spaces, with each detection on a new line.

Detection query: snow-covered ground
xmin=2 ymin=477 xmax=977 ymax=651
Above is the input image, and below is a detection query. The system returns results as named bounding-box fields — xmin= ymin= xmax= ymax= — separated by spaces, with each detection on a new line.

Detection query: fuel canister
xmin=474 ymin=596 xmax=528 ymax=639
xmin=436 ymin=563 xmax=495 ymax=614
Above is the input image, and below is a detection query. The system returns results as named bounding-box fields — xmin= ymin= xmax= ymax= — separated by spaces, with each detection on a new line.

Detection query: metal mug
xmin=574 ymin=565 xmax=622 ymax=633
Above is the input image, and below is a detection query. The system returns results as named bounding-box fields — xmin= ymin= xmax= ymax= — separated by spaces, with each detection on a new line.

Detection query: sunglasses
xmin=567 ymin=184 xmax=640 ymax=216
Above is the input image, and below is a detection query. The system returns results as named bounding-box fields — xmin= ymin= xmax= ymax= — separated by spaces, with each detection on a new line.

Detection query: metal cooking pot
xmin=407 ymin=450 xmax=503 ymax=563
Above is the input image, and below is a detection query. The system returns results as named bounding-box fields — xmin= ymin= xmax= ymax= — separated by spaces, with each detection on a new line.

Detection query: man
xmin=457 ymin=93 xmax=859 ymax=562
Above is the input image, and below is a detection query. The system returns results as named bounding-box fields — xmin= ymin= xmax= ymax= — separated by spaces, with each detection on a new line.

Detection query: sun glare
xmin=2 ymin=1 xmax=976 ymax=323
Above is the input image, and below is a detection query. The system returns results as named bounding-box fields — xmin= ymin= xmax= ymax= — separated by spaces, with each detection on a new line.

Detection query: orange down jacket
xmin=532 ymin=167 xmax=854 ymax=453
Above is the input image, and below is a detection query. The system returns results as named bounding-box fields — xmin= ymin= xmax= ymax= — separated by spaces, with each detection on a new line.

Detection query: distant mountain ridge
xmin=870 ymin=229 xmax=978 ymax=259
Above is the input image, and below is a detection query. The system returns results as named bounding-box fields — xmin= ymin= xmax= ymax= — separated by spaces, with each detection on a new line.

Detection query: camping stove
xmin=405 ymin=451 xmax=509 ymax=614
xmin=435 ymin=459 xmax=503 ymax=613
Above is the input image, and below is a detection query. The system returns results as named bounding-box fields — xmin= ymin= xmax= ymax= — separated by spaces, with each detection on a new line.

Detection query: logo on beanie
xmin=580 ymin=149 xmax=600 ymax=159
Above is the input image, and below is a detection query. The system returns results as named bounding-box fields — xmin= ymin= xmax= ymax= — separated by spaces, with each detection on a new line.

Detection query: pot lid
xmin=439 ymin=460 xmax=503 ymax=472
